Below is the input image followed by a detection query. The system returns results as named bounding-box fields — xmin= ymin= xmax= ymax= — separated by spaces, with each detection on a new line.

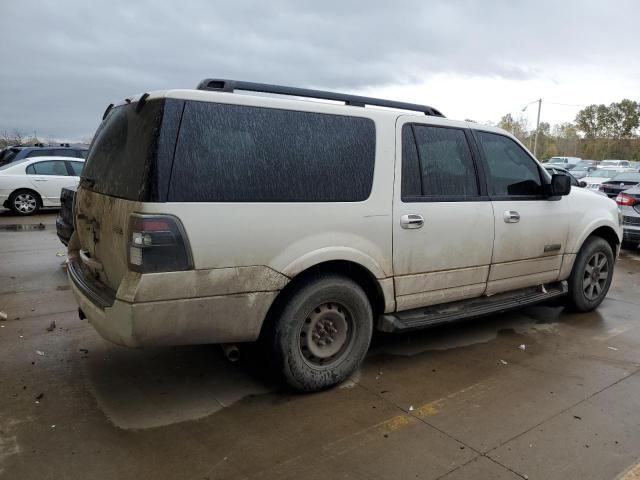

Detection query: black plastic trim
xmin=68 ymin=260 xmax=116 ymax=309
xmin=197 ymin=78 xmax=444 ymax=117
xmin=379 ymin=282 xmax=567 ymax=332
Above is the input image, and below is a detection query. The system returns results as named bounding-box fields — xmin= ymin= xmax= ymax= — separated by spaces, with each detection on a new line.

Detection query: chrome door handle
xmin=33 ymin=178 xmax=47 ymax=182
xmin=503 ymin=210 xmax=520 ymax=223
xmin=400 ymin=214 xmax=424 ymax=229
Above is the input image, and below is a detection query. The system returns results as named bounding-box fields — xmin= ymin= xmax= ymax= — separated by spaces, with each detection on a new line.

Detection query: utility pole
xmin=533 ymin=98 xmax=542 ymax=158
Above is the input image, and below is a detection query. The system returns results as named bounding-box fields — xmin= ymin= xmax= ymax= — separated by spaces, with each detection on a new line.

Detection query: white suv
xmin=68 ymin=79 xmax=622 ymax=391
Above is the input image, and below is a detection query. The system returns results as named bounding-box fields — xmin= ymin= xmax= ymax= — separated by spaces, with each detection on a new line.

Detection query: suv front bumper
xmin=68 ymin=260 xmax=287 ymax=347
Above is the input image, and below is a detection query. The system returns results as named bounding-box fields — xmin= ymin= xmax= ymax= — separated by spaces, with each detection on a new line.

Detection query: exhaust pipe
xmin=221 ymin=344 xmax=240 ymax=362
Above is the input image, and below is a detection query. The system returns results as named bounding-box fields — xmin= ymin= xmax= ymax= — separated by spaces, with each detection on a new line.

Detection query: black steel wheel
xmin=267 ymin=274 xmax=372 ymax=392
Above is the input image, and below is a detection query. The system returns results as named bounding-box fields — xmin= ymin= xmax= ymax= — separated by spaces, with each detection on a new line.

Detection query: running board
xmin=378 ymin=282 xmax=567 ymax=333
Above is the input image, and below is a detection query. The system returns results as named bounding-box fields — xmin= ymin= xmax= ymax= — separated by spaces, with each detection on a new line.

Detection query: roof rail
xmin=196 ymin=78 xmax=444 ymax=117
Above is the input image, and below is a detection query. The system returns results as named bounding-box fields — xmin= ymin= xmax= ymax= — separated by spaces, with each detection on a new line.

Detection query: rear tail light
xmin=128 ymin=214 xmax=193 ymax=273
xmin=616 ymin=193 xmax=638 ymax=206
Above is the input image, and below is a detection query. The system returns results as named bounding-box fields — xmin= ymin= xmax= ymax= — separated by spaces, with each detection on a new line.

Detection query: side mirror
xmin=550 ymin=174 xmax=572 ymax=196
xmin=579 ymin=180 xmax=587 ymax=188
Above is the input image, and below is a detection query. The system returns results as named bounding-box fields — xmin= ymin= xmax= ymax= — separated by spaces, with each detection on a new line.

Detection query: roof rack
xmin=196 ymin=78 xmax=444 ymax=117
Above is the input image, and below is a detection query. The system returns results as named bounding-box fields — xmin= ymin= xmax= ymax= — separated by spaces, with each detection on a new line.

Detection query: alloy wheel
xmin=14 ymin=193 xmax=37 ymax=214
xmin=582 ymin=251 xmax=609 ymax=301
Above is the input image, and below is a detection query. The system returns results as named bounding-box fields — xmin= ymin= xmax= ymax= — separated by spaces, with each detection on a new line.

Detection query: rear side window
xmin=82 ymin=99 xmax=164 ymax=200
xmin=169 ymin=102 xmax=376 ymax=202
xmin=26 ymin=160 xmax=69 ymax=175
xmin=54 ymin=149 xmax=77 ymax=157
xmin=68 ymin=161 xmax=84 ymax=176
xmin=26 ymin=149 xmax=56 ymax=158
xmin=476 ymin=131 xmax=543 ymax=197
xmin=401 ymin=124 xmax=478 ymax=199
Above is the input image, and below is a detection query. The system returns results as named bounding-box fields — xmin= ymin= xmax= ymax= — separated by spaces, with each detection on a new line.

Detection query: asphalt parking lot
xmin=1 ymin=210 xmax=640 ymax=480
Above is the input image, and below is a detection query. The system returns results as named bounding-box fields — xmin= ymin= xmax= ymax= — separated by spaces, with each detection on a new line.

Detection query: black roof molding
xmin=197 ymin=78 xmax=444 ymax=117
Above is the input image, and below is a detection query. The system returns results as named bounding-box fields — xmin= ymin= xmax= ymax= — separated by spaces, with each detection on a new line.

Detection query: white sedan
xmin=0 ymin=156 xmax=84 ymax=215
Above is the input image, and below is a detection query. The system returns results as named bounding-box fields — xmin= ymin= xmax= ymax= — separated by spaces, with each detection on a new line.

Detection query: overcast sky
xmin=1 ymin=0 xmax=639 ymax=140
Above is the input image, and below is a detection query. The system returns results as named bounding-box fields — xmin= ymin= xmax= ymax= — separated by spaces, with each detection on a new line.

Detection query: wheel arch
xmin=260 ymin=260 xmax=393 ymax=339
xmin=588 ymin=225 xmax=621 ymax=256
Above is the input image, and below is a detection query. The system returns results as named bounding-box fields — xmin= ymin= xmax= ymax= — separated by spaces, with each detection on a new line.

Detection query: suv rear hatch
xmin=72 ymin=96 xmax=181 ymax=295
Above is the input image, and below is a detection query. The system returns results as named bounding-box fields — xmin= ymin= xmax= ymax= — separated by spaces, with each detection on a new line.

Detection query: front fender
xmin=566 ymin=189 xmax=622 ymax=253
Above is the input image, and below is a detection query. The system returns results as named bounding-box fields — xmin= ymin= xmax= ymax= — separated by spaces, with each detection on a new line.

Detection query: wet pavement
xmin=1 ymin=210 xmax=640 ymax=479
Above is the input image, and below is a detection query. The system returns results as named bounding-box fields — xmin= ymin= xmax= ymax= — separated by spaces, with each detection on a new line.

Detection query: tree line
xmin=493 ymin=99 xmax=640 ymax=161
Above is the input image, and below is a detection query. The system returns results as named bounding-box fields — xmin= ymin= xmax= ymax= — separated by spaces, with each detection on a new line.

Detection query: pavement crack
xmin=485 ymin=365 xmax=640 ymax=457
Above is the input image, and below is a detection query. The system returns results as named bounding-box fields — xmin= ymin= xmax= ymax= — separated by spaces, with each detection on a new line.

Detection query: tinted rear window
xmin=169 ymin=102 xmax=376 ymax=202
xmin=82 ymin=99 xmax=164 ymax=200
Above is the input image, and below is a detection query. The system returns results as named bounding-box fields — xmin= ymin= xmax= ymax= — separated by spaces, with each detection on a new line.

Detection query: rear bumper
xmin=67 ymin=261 xmax=287 ymax=347
xmin=55 ymin=218 xmax=74 ymax=246
xmin=623 ymin=226 xmax=640 ymax=244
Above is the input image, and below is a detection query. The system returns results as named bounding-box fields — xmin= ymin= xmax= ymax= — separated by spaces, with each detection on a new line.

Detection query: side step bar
xmin=378 ymin=282 xmax=567 ymax=333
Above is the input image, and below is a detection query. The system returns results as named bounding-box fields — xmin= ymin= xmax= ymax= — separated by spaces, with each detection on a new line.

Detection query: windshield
xmin=587 ymin=169 xmax=618 ymax=179
xmin=600 ymin=161 xmax=618 ymax=166
xmin=572 ymin=166 xmax=590 ymax=171
xmin=547 ymin=158 xmax=566 ymax=163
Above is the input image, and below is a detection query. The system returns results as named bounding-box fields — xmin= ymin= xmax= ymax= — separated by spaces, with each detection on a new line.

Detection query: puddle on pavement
xmin=0 ymin=223 xmax=46 ymax=231
xmin=82 ymin=338 xmax=272 ymax=430
xmin=372 ymin=305 xmax=563 ymax=358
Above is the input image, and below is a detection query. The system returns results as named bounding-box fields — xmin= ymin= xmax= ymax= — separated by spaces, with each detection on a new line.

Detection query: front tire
xmin=566 ymin=237 xmax=614 ymax=312
xmin=9 ymin=190 xmax=41 ymax=216
xmin=268 ymin=274 xmax=373 ymax=392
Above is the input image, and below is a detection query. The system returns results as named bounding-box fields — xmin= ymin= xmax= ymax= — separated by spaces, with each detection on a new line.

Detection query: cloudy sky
xmin=1 ymin=0 xmax=639 ymax=140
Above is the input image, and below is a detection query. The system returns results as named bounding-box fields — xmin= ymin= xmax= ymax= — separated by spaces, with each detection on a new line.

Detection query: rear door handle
xmin=33 ymin=178 xmax=47 ymax=182
xmin=400 ymin=214 xmax=424 ymax=229
xmin=503 ymin=210 xmax=520 ymax=223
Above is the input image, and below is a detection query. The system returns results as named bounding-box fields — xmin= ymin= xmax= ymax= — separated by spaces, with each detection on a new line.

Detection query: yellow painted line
xmin=414 ymin=402 xmax=440 ymax=418
xmin=618 ymin=460 xmax=640 ymax=480
xmin=381 ymin=414 xmax=415 ymax=432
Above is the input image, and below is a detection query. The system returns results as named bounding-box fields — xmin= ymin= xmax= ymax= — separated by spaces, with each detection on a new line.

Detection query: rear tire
xmin=9 ymin=189 xmax=41 ymax=216
xmin=566 ymin=237 xmax=614 ymax=312
xmin=267 ymin=274 xmax=373 ymax=392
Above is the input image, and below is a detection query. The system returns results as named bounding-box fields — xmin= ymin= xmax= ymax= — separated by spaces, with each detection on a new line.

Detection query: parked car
xmin=598 ymin=172 xmax=640 ymax=199
xmin=0 ymin=156 xmax=84 ymax=215
xmin=67 ymin=79 xmax=622 ymax=392
xmin=598 ymin=159 xmax=631 ymax=169
xmin=542 ymin=164 xmax=585 ymax=187
xmin=546 ymin=156 xmax=581 ymax=169
xmin=584 ymin=168 xmax=633 ymax=190
xmin=56 ymin=185 xmax=77 ymax=245
xmin=570 ymin=164 xmax=597 ymax=179
xmin=0 ymin=145 xmax=88 ymax=167
xmin=616 ymin=186 xmax=640 ymax=248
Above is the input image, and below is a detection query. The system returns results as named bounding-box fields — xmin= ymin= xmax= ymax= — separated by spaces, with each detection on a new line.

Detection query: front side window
xmin=26 ymin=160 xmax=69 ymax=176
xmin=402 ymin=124 xmax=478 ymax=199
xmin=476 ymin=131 xmax=543 ymax=197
